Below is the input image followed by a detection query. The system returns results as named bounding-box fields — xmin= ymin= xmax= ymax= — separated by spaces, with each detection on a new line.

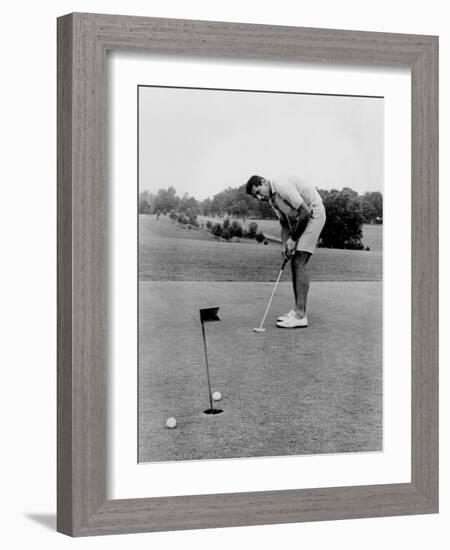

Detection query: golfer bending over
xmin=246 ymin=175 xmax=326 ymax=328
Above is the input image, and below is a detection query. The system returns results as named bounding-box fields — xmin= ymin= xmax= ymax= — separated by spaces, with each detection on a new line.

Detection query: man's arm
xmin=290 ymin=202 xmax=311 ymax=241
xmin=284 ymin=203 xmax=311 ymax=256
xmin=273 ymin=208 xmax=290 ymax=244
xmin=275 ymin=179 xmax=310 ymax=240
xmin=280 ymin=224 xmax=290 ymax=245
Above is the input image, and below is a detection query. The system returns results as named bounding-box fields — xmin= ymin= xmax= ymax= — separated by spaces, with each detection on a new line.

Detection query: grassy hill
xmin=139 ymin=215 xmax=382 ymax=282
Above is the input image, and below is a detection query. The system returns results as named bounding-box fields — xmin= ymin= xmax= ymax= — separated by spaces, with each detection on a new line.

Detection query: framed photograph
xmin=137 ymin=84 xmax=385 ymax=463
xmin=57 ymin=13 xmax=438 ymax=536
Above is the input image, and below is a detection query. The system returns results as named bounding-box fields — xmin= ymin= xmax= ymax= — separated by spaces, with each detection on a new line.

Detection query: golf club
xmin=253 ymin=254 xmax=290 ymax=333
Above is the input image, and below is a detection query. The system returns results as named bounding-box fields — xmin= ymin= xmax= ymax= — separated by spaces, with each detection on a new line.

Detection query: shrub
xmin=255 ymin=232 xmax=265 ymax=244
xmin=206 ymin=220 xmax=212 ymax=230
xmin=344 ymin=239 xmax=364 ymax=250
xmin=177 ymin=210 xmax=200 ymax=228
xmin=221 ymin=228 xmax=232 ymax=240
xmin=247 ymin=221 xmax=258 ymax=238
xmin=264 ymin=240 xmax=268 ymax=245
xmin=230 ymin=220 xmax=243 ymax=238
xmin=177 ymin=213 xmax=187 ymax=225
xmin=212 ymin=223 xmax=223 ymax=237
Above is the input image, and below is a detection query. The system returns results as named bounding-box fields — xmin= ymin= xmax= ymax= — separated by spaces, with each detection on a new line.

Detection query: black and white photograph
xmin=138 ymin=85 xmax=384 ymax=463
xmin=1 ymin=0 xmax=444 ymax=543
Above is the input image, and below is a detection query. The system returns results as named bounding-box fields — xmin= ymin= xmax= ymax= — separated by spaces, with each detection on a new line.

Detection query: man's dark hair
xmin=245 ymin=175 xmax=263 ymax=195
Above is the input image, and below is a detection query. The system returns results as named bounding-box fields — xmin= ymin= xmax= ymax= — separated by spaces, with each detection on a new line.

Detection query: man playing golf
xmin=246 ymin=175 xmax=326 ymax=328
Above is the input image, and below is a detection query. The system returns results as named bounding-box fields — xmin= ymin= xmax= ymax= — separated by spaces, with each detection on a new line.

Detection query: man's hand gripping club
xmin=281 ymin=203 xmax=312 ymax=261
xmin=282 ymin=237 xmax=297 ymax=261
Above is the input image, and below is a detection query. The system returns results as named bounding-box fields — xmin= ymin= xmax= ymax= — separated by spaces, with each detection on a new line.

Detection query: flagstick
xmin=201 ymin=321 xmax=214 ymax=412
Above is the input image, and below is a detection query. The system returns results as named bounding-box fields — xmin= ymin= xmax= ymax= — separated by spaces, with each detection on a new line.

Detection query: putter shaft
xmin=255 ymin=267 xmax=285 ymax=331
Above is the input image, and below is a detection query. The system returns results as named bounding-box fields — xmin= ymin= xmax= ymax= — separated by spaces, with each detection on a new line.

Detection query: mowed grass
xmin=139 ymin=281 xmax=382 ymax=462
xmin=139 ymin=215 xmax=382 ymax=282
xmin=361 ymin=223 xmax=383 ymax=252
xmin=138 ymin=216 xmax=383 ymax=462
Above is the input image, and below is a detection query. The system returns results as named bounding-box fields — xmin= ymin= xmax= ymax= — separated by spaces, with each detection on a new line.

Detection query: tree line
xmin=139 ymin=184 xmax=273 ymax=220
xmin=139 ymin=185 xmax=383 ymax=250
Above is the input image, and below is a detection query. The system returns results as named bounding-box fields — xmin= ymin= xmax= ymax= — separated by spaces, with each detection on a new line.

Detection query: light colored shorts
xmin=296 ymin=203 xmax=326 ymax=254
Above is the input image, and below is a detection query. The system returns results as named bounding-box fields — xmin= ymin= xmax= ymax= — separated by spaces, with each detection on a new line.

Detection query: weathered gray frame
xmin=57 ymin=12 xmax=438 ymax=537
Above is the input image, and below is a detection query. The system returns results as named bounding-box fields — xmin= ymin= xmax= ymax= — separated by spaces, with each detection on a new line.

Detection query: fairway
xmin=361 ymin=223 xmax=383 ymax=252
xmin=139 ymin=216 xmax=382 ymax=282
xmin=139 ymin=280 xmax=382 ymax=462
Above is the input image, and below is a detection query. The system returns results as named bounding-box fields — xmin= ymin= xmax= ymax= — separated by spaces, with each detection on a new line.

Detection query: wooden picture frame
xmin=57 ymin=12 xmax=438 ymax=536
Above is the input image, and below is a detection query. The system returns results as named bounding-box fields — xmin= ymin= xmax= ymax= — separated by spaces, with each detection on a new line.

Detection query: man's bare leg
xmin=291 ymin=251 xmax=311 ymax=318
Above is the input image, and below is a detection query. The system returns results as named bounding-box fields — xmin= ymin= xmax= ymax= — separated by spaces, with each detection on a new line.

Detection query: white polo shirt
xmin=267 ymin=176 xmax=326 ymax=254
xmin=268 ymin=176 xmax=324 ymax=227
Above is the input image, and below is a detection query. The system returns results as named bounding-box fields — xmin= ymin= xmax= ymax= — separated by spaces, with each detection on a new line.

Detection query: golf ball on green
xmin=166 ymin=417 xmax=177 ymax=429
xmin=212 ymin=391 xmax=222 ymax=401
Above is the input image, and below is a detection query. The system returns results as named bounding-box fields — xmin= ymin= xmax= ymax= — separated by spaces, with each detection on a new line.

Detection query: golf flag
xmin=199 ymin=307 xmax=221 ymax=413
xmin=199 ymin=307 xmax=220 ymax=324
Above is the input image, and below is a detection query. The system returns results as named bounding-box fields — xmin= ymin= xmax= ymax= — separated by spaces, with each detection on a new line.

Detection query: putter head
xmin=253 ymin=327 xmax=266 ymax=333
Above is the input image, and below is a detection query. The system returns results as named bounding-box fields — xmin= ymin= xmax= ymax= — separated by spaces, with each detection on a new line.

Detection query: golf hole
xmin=203 ymin=408 xmax=224 ymax=415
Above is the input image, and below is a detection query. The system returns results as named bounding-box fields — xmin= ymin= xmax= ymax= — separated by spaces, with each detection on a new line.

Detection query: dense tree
xmin=358 ymin=199 xmax=377 ymax=223
xmin=319 ymin=188 xmax=364 ymax=249
xmin=361 ymin=191 xmax=383 ymax=222
xmin=138 ymin=190 xmax=152 ymax=214
xmin=210 ymin=185 xmax=257 ymax=218
xmin=200 ymin=197 xmax=212 ymax=216
xmin=210 ymin=187 xmax=235 ymax=216
xmin=229 ymin=198 xmax=249 ymax=218
xmin=153 ymin=186 xmax=179 ymax=214
xmin=178 ymin=193 xmax=200 ymax=215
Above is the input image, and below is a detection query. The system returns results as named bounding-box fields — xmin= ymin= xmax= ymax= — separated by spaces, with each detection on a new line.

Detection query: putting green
xmin=138 ymin=280 xmax=382 ymax=462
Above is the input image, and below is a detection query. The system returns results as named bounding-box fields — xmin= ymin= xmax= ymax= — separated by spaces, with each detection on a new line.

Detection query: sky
xmin=139 ymin=86 xmax=384 ymax=201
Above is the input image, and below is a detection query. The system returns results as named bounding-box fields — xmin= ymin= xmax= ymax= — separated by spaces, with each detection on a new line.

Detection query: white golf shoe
xmin=276 ymin=315 xmax=308 ymax=328
xmin=277 ymin=310 xmax=296 ymax=322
